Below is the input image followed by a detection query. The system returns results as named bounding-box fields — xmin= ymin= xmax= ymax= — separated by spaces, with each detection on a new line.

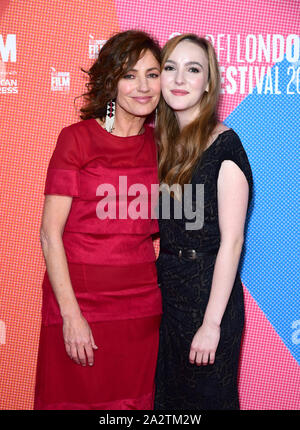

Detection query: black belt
xmin=160 ymin=247 xmax=219 ymax=260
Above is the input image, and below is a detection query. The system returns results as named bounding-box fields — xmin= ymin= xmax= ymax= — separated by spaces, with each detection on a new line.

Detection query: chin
xmin=166 ymin=100 xmax=190 ymax=111
xmin=132 ymin=106 xmax=156 ymax=117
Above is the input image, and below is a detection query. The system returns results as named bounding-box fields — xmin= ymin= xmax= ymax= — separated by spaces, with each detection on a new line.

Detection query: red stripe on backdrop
xmin=0 ymin=0 xmax=120 ymax=410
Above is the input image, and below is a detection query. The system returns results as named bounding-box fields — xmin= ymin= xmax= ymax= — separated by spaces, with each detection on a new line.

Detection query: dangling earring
xmin=105 ymin=99 xmax=115 ymax=133
xmin=154 ymin=108 xmax=158 ymax=128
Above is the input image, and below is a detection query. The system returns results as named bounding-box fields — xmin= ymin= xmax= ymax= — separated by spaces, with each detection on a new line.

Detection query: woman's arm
xmin=189 ymin=159 xmax=249 ymax=366
xmin=40 ymin=195 xmax=98 ymax=366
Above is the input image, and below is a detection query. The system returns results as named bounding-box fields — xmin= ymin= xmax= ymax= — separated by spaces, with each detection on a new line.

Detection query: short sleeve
xmin=221 ymin=131 xmax=253 ymax=204
xmin=44 ymin=126 xmax=82 ymax=197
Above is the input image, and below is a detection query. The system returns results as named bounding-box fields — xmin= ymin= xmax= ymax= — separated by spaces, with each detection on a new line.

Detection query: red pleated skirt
xmin=34 ymin=261 xmax=162 ymax=410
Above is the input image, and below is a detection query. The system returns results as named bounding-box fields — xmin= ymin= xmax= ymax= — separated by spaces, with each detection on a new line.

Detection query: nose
xmin=175 ymin=68 xmax=185 ymax=86
xmin=137 ymin=76 xmax=150 ymax=93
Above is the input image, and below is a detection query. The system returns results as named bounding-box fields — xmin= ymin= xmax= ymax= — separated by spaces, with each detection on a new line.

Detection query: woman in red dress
xmin=34 ymin=30 xmax=162 ymax=410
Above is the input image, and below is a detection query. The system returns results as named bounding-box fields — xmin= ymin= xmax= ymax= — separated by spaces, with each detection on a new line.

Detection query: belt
xmin=160 ymin=247 xmax=219 ymax=260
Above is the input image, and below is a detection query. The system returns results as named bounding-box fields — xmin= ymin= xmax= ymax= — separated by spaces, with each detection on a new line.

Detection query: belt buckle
xmin=187 ymin=249 xmax=197 ymax=260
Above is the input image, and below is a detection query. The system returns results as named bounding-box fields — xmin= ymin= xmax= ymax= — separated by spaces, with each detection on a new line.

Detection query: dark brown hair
xmin=77 ymin=30 xmax=161 ymax=120
xmin=157 ymin=34 xmax=220 ymax=187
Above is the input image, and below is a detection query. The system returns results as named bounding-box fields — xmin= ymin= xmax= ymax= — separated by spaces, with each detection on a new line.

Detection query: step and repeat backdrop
xmin=0 ymin=0 xmax=299 ymax=410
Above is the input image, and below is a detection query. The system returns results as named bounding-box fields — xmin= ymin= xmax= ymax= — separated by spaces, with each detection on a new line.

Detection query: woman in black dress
xmin=154 ymin=34 xmax=253 ymax=410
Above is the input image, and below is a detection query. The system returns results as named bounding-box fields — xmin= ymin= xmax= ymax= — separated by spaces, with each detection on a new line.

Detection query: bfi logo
xmin=0 ymin=34 xmax=16 ymax=62
xmin=89 ymin=35 xmax=107 ymax=59
xmin=50 ymin=67 xmax=70 ymax=92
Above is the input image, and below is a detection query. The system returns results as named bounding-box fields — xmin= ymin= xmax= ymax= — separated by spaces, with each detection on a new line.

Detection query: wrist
xmin=60 ymin=304 xmax=82 ymax=321
xmin=202 ymin=317 xmax=221 ymax=329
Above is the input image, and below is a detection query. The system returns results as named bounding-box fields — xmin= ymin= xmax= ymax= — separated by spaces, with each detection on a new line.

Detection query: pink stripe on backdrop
xmin=239 ymin=286 xmax=300 ymax=410
xmin=116 ymin=0 xmax=300 ymax=120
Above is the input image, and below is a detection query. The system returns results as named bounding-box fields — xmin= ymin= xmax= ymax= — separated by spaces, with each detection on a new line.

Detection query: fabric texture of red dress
xmin=34 ymin=119 xmax=162 ymax=410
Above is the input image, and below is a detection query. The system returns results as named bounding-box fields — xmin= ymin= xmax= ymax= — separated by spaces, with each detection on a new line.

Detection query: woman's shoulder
xmin=214 ymin=123 xmax=231 ymax=134
xmin=217 ymin=126 xmax=253 ymax=192
xmin=52 ymin=120 xmax=97 ymax=164
xmin=211 ymin=123 xmax=244 ymax=150
xmin=221 ymin=129 xmax=248 ymax=157
xmin=60 ymin=119 xmax=95 ymax=136
xmin=207 ymin=124 xmax=251 ymax=172
xmin=214 ymin=123 xmax=238 ymax=143
xmin=205 ymin=123 xmax=231 ymax=149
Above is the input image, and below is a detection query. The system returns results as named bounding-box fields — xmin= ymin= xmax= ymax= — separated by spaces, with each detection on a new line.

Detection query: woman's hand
xmin=62 ymin=313 xmax=98 ymax=366
xmin=189 ymin=321 xmax=220 ymax=366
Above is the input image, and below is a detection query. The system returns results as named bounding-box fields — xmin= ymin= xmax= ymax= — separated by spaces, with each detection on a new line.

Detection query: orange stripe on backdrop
xmin=0 ymin=0 xmax=120 ymax=410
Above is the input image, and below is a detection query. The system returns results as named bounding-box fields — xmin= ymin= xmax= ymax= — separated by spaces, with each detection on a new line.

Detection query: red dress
xmin=34 ymin=119 xmax=162 ymax=410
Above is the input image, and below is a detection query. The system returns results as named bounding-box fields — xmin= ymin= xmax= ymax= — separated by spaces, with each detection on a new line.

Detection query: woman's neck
xmin=175 ymin=106 xmax=201 ymax=131
xmin=113 ymin=117 xmax=145 ymax=137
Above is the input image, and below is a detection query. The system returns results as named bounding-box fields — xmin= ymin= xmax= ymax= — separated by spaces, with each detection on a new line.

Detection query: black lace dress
xmin=154 ymin=129 xmax=253 ymax=410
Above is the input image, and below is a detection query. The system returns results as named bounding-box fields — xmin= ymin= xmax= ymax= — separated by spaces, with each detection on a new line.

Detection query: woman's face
xmin=116 ymin=49 xmax=161 ymax=118
xmin=161 ymin=40 xmax=209 ymax=116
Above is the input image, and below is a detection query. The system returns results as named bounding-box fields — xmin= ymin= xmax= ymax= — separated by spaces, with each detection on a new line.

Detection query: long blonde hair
xmin=156 ymin=34 xmax=220 ymax=187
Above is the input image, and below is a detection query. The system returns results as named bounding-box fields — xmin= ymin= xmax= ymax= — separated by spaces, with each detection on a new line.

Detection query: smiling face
xmin=116 ymin=49 xmax=161 ymax=119
xmin=161 ymin=40 xmax=209 ymax=118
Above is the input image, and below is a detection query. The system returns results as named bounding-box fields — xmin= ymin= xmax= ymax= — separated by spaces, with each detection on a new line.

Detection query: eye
xmin=148 ymin=72 xmax=160 ymax=78
xmin=188 ymin=67 xmax=200 ymax=73
xmin=163 ymin=65 xmax=175 ymax=71
xmin=122 ymin=74 xmax=135 ymax=79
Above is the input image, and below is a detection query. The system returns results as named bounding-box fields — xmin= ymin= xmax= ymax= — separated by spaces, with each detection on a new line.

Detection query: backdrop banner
xmin=0 ymin=0 xmax=299 ymax=410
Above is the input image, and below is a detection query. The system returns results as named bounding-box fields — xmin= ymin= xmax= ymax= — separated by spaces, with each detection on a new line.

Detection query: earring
xmin=154 ymin=108 xmax=158 ymax=128
xmin=105 ymin=100 xmax=115 ymax=133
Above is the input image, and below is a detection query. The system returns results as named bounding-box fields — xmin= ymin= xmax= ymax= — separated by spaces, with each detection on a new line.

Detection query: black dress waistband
xmin=159 ymin=246 xmax=219 ymax=260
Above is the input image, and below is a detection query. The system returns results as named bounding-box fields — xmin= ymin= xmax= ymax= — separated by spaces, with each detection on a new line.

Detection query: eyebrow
xmin=126 ymin=67 xmax=160 ymax=72
xmin=165 ymin=59 xmax=203 ymax=68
